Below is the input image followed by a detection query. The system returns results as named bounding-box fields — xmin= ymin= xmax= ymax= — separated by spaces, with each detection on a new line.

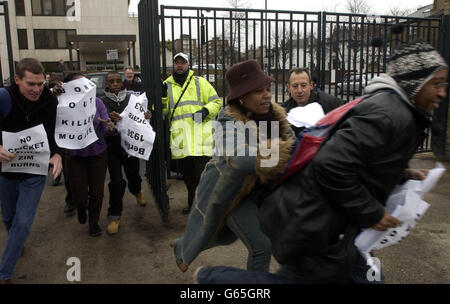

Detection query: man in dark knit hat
xmin=194 ymin=39 xmax=448 ymax=284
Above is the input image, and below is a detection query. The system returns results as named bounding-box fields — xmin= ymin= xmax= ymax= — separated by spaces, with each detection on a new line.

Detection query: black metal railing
xmin=0 ymin=1 xmax=15 ymax=87
xmin=138 ymin=1 xmax=447 ymax=222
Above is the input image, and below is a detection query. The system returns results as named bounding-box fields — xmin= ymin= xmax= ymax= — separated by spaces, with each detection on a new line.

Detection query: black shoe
xmin=77 ymin=208 xmax=87 ymax=224
xmin=182 ymin=207 xmax=191 ymax=214
xmin=53 ymin=175 xmax=61 ymax=186
xmin=89 ymin=226 xmax=102 ymax=237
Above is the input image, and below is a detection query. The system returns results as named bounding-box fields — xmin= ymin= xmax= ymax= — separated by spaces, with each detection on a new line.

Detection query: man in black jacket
xmin=123 ymin=67 xmax=142 ymax=93
xmin=282 ymin=68 xmax=343 ymax=114
xmin=193 ymin=40 xmax=448 ymax=284
xmin=100 ymin=71 xmax=147 ymax=236
xmin=0 ymin=58 xmax=62 ymax=283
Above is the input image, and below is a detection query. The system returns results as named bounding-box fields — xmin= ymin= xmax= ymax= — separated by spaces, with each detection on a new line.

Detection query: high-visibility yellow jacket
xmin=162 ymin=70 xmax=223 ymax=159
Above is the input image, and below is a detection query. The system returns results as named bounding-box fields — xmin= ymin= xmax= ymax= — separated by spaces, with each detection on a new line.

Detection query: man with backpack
xmin=193 ymin=39 xmax=448 ymax=284
xmin=0 ymin=58 xmax=63 ymax=284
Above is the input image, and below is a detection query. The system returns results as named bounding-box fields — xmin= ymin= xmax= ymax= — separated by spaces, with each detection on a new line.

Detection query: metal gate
xmin=138 ymin=0 xmax=448 ymax=223
xmin=0 ymin=1 xmax=14 ymax=87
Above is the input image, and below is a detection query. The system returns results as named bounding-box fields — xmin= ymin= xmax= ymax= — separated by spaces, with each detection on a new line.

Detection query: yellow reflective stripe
xmin=195 ymin=77 xmax=201 ymax=103
xmin=172 ymin=113 xmax=194 ymax=121
xmin=177 ymin=100 xmax=204 ymax=107
xmin=208 ymin=95 xmax=220 ymax=102
xmin=167 ymin=82 xmax=175 ymax=108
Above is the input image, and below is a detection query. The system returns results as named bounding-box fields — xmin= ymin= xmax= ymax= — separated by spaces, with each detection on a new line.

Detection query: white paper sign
xmin=355 ymin=163 xmax=446 ymax=254
xmin=116 ymin=93 xmax=155 ymax=160
xmin=287 ymin=102 xmax=325 ymax=128
xmin=1 ymin=124 xmax=50 ymax=175
xmin=55 ymin=77 xmax=98 ymax=149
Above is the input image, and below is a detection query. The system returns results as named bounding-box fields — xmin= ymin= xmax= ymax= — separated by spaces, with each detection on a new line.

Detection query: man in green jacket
xmin=162 ymin=53 xmax=223 ymax=214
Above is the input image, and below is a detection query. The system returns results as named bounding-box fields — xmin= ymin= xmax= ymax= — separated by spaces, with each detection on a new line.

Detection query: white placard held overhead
xmin=2 ymin=124 xmax=50 ymax=175
xmin=55 ymin=77 xmax=99 ymax=150
xmin=116 ymin=93 xmax=155 ymax=160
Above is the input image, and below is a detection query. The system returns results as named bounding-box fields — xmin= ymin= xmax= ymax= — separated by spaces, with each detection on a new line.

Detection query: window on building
xmin=34 ymin=29 xmax=76 ymax=49
xmin=15 ymin=0 xmax=26 ymax=16
xmin=31 ymin=0 xmax=69 ymax=16
xmin=31 ymin=0 xmax=42 ymax=15
xmin=17 ymin=29 xmax=28 ymax=49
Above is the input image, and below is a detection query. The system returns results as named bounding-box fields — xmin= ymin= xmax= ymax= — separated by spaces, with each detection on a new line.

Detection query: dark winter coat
xmin=259 ymin=75 xmax=431 ymax=283
xmin=123 ymin=80 xmax=142 ymax=93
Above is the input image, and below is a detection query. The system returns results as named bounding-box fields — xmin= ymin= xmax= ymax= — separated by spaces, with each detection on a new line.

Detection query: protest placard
xmin=2 ymin=124 xmax=50 ymax=175
xmin=355 ymin=163 xmax=446 ymax=253
xmin=55 ymin=77 xmax=99 ymax=149
xmin=116 ymin=93 xmax=155 ymax=160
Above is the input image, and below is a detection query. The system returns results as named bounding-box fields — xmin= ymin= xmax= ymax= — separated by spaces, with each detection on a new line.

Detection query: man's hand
xmin=98 ymin=117 xmax=116 ymax=133
xmin=193 ymin=108 xmax=209 ymax=123
xmin=144 ymin=110 xmax=152 ymax=120
xmin=404 ymin=168 xmax=429 ymax=181
xmin=372 ymin=212 xmax=400 ymax=231
xmin=0 ymin=145 xmax=16 ymax=163
xmin=51 ymin=81 xmax=64 ymax=96
xmin=161 ymin=81 xmax=168 ymax=97
xmin=49 ymin=153 xmax=62 ymax=180
xmin=109 ymin=111 xmax=123 ymax=123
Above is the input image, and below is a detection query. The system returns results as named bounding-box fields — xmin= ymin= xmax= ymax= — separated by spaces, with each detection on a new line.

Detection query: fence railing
xmin=0 ymin=1 xmax=14 ymax=87
xmin=139 ymin=2 xmax=447 ymax=222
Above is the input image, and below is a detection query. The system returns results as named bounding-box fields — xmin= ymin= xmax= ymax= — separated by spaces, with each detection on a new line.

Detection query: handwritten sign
xmin=1 ymin=124 xmax=50 ymax=175
xmin=116 ymin=93 xmax=155 ymax=160
xmin=55 ymin=77 xmax=99 ymax=149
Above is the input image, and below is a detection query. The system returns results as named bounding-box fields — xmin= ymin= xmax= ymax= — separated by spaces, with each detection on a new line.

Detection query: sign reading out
xmin=55 ymin=77 xmax=99 ymax=150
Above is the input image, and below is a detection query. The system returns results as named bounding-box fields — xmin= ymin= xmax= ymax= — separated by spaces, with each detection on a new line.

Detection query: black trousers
xmin=107 ymin=152 xmax=142 ymax=219
xmin=177 ymin=156 xmax=210 ymax=208
xmin=66 ymin=151 xmax=108 ymax=230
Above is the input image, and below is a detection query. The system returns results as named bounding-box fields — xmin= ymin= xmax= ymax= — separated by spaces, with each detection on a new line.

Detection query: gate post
xmin=1 ymin=1 xmax=15 ymax=86
xmin=432 ymin=15 xmax=450 ymax=156
xmin=138 ymin=0 xmax=169 ymax=224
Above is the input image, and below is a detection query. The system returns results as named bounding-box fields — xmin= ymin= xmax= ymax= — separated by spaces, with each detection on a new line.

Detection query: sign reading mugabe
xmin=1 ymin=124 xmax=50 ymax=175
xmin=55 ymin=77 xmax=99 ymax=150
xmin=116 ymin=93 xmax=156 ymax=160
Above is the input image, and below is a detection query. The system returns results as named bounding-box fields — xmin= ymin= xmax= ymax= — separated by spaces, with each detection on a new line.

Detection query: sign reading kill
xmin=55 ymin=77 xmax=98 ymax=149
xmin=2 ymin=124 xmax=50 ymax=175
xmin=116 ymin=93 xmax=155 ymax=160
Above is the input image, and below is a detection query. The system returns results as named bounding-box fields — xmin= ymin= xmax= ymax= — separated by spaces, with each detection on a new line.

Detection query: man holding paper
xmin=0 ymin=58 xmax=62 ymax=284
xmin=282 ymin=68 xmax=343 ymax=135
xmin=100 ymin=71 xmax=151 ymax=235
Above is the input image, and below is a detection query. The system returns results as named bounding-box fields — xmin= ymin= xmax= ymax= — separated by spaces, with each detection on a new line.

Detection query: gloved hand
xmin=193 ymin=107 xmax=209 ymax=123
xmin=161 ymin=81 xmax=168 ymax=97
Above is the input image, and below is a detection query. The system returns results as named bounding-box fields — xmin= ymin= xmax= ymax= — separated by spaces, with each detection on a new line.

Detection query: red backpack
xmin=278 ymin=97 xmax=364 ymax=184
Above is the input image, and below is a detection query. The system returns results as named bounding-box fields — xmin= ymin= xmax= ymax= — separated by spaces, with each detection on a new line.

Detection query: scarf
xmin=104 ymin=88 xmax=128 ymax=104
xmin=173 ymin=68 xmax=190 ymax=86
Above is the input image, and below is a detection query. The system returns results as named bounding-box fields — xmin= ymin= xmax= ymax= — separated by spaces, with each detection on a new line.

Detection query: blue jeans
xmin=196 ymin=264 xmax=311 ymax=284
xmin=225 ymin=198 xmax=272 ymax=271
xmin=0 ymin=174 xmax=46 ymax=280
xmin=197 ymin=253 xmax=385 ymax=284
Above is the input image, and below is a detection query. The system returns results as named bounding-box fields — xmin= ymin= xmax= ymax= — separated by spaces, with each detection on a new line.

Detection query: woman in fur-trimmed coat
xmin=173 ymin=60 xmax=295 ymax=272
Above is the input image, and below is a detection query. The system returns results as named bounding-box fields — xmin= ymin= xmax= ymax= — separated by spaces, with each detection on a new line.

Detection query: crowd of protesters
xmin=0 ymin=36 xmax=448 ymax=285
